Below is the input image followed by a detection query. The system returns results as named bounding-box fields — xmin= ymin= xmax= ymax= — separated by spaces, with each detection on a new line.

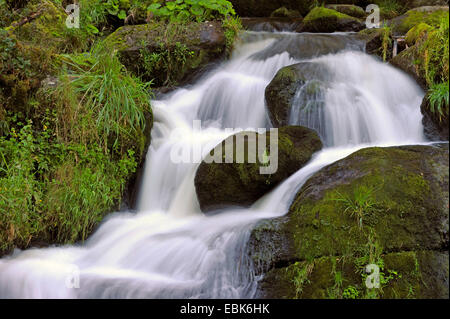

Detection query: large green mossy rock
xmin=325 ymin=4 xmax=366 ymax=18
xmin=299 ymin=7 xmax=364 ymax=33
xmin=389 ymin=6 xmax=449 ymax=35
xmin=405 ymin=22 xmax=434 ymax=45
xmin=248 ymin=144 xmax=449 ymax=298
xmin=194 ymin=126 xmax=323 ymax=212
xmin=5 ymin=0 xmax=76 ymax=52
xmin=104 ymin=21 xmax=226 ymax=87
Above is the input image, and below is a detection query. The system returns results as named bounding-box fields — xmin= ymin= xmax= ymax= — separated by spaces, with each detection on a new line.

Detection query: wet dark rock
xmin=265 ymin=62 xmax=329 ymax=127
xmin=421 ymin=94 xmax=449 ymax=141
xmin=194 ymin=126 xmax=322 ymax=212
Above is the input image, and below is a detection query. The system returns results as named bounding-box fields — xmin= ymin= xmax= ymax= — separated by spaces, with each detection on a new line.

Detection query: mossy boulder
xmin=270 ymin=7 xmax=302 ymax=19
xmin=5 ymin=0 xmax=73 ymax=52
xmin=299 ymin=7 xmax=364 ymax=33
xmin=389 ymin=6 xmax=449 ymax=36
xmin=405 ymin=22 xmax=434 ymax=45
xmin=103 ymin=21 xmax=226 ymax=87
xmin=248 ymin=144 xmax=449 ymax=298
xmin=194 ymin=126 xmax=323 ymax=212
xmin=265 ymin=62 xmax=329 ymax=127
xmin=325 ymin=4 xmax=366 ymax=18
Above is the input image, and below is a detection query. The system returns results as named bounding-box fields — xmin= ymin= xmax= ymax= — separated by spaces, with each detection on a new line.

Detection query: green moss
xmin=270 ymin=7 xmax=301 ymax=19
xmin=396 ymin=9 xmax=449 ymax=35
xmin=303 ymin=7 xmax=356 ymax=23
xmin=325 ymin=5 xmax=366 ymax=19
xmin=258 ymin=145 xmax=448 ymax=298
xmin=406 ymin=23 xmax=434 ymax=46
xmin=276 ymin=66 xmax=298 ymax=82
xmin=406 ymin=22 xmax=434 ymax=46
xmin=263 ymin=249 xmax=447 ymax=299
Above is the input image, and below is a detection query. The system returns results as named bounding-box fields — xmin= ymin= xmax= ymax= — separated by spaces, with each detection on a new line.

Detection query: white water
xmin=0 ymin=32 xmax=425 ymax=298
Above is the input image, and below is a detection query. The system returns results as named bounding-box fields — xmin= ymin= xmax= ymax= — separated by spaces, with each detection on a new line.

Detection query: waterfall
xmin=0 ymin=31 xmax=425 ymax=298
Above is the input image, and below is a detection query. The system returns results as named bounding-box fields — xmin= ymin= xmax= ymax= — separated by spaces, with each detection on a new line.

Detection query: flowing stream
xmin=0 ymin=31 xmax=425 ymax=298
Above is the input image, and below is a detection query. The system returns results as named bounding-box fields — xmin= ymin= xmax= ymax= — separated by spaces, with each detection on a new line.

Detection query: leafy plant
xmin=332 ymin=185 xmax=379 ymax=229
xmin=140 ymin=40 xmax=194 ymax=86
xmin=343 ymin=286 xmax=359 ymax=299
xmin=147 ymin=0 xmax=235 ymax=22
xmin=292 ymin=262 xmax=314 ymax=298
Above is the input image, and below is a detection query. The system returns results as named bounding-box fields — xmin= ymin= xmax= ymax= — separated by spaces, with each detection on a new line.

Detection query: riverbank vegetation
xmin=0 ymin=0 xmax=240 ymax=254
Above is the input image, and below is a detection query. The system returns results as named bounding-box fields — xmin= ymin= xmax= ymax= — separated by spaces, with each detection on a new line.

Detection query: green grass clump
xmin=59 ymin=44 xmax=151 ymax=153
xmin=428 ymin=82 xmax=449 ymax=120
xmin=222 ymin=15 xmax=242 ymax=54
xmin=420 ymin=16 xmax=449 ymax=86
xmin=374 ymin=0 xmax=403 ymax=19
xmin=381 ymin=23 xmax=392 ymax=62
xmin=331 ymin=185 xmax=379 ymax=229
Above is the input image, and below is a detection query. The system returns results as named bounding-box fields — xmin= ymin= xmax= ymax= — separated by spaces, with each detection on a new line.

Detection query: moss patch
xmin=405 ymin=22 xmax=434 ymax=45
xmin=251 ymin=145 xmax=449 ymax=299
xmin=392 ymin=8 xmax=449 ymax=35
